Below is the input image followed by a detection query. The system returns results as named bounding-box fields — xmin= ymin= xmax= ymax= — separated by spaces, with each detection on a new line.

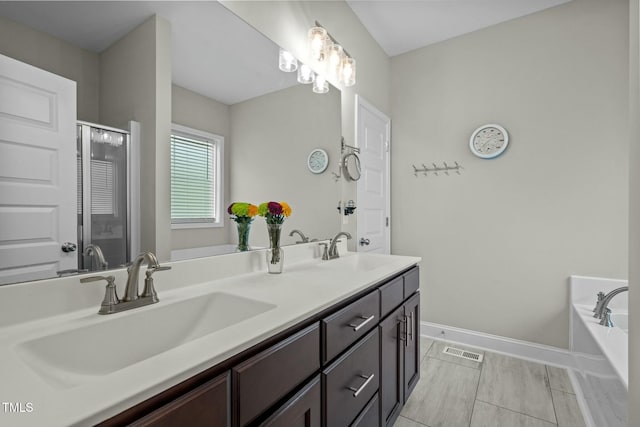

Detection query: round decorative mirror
xmin=342 ymin=152 xmax=361 ymax=181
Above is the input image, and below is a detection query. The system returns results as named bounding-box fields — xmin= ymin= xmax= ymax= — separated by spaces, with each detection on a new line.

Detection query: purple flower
xmin=227 ymin=203 xmax=234 ymax=215
xmin=268 ymin=202 xmax=283 ymax=216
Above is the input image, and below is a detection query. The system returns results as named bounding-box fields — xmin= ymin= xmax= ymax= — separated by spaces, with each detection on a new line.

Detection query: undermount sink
xmin=16 ymin=292 xmax=276 ymax=389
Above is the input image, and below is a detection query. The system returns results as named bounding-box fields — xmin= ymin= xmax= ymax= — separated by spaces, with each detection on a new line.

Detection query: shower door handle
xmin=61 ymin=242 xmax=77 ymax=253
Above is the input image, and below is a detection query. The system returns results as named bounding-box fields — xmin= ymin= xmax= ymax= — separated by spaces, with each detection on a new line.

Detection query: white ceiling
xmin=346 ymin=0 xmax=572 ymax=57
xmin=0 ymin=1 xmax=297 ymax=105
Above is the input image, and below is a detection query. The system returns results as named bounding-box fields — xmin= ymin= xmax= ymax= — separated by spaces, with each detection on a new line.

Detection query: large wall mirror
xmin=0 ymin=1 xmax=342 ymax=286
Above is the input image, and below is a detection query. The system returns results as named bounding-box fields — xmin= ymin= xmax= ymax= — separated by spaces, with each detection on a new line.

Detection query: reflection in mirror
xmin=0 ymin=1 xmax=342 ymax=285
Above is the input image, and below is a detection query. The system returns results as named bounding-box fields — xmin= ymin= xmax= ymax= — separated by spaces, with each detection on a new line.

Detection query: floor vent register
xmin=442 ymin=346 xmax=484 ymax=363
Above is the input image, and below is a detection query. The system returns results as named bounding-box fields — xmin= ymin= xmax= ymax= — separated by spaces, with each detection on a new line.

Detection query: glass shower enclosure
xmin=76 ymin=122 xmax=130 ymax=271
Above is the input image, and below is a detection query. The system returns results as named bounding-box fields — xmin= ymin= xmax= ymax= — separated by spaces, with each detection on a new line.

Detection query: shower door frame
xmin=77 ymin=121 xmax=131 ymax=268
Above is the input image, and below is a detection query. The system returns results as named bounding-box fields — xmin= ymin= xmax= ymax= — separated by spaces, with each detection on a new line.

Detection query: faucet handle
xmin=141 ymin=265 xmax=170 ymax=301
xmin=593 ymin=291 xmax=606 ymax=313
xmin=80 ymin=275 xmax=116 ymax=285
xmin=319 ymin=243 xmax=329 ymax=260
xmin=81 ymin=275 xmax=120 ymax=315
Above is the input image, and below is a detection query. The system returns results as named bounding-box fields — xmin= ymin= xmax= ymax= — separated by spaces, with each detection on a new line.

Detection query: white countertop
xmin=0 ymin=246 xmax=420 ymax=426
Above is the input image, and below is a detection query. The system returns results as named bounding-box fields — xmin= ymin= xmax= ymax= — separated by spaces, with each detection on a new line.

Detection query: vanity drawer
xmin=322 ymin=329 xmax=380 ymax=427
xmin=233 ymin=323 xmax=320 ymax=427
xmin=350 ymin=393 xmax=379 ymax=427
xmin=130 ymin=372 xmax=230 ymax=427
xmin=322 ymin=290 xmax=379 ymax=363
xmin=379 ymin=276 xmax=404 ymax=319
xmin=403 ymin=267 xmax=420 ymax=298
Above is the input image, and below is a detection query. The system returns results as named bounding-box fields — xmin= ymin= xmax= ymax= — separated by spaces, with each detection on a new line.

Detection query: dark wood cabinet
xmin=232 ymin=323 xmax=320 ymax=427
xmin=322 ymin=289 xmax=380 ymax=364
xmin=129 ymin=372 xmax=230 ymax=427
xmin=260 ymin=376 xmax=321 ymax=427
xmin=403 ymin=292 xmax=420 ymax=400
xmin=379 ymin=276 xmax=403 ymax=319
xmin=379 ymin=305 xmax=404 ymax=427
xmin=350 ymin=393 xmax=379 ymax=427
xmin=323 ymin=329 xmax=380 ymax=427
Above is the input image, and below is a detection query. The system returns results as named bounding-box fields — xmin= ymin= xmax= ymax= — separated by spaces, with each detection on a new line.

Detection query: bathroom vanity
xmin=99 ymin=266 xmax=420 ymax=427
xmin=0 ymin=241 xmax=421 ymax=427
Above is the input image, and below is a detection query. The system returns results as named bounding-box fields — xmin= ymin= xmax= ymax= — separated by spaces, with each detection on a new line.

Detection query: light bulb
xmin=342 ymin=57 xmax=356 ymax=87
xmin=278 ymin=48 xmax=298 ymax=72
xmin=297 ymin=64 xmax=315 ymax=84
xmin=326 ymin=43 xmax=344 ymax=82
xmin=308 ymin=27 xmax=327 ymax=62
xmin=313 ymin=74 xmax=329 ymax=94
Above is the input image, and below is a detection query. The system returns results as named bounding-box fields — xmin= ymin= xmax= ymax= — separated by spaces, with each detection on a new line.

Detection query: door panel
xmin=356 ymin=97 xmax=390 ymax=254
xmin=0 ymin=54 xmax=77 ymax=284
xmin=380 ymin=306 xmax=405 ymax=426
xmin=403 ymin=293 xmax=420 ymax=400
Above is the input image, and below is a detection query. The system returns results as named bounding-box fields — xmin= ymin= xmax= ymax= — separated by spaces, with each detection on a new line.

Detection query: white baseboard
xmin=420 ymin=321 xmax=575 ymax=368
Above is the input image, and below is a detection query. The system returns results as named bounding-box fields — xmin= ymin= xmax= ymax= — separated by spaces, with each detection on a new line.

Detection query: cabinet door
xmin=323 ymin=329 xmax=380 ymax=427
xmin=130 ymin=372 xmax=229 ymax=427
xmin=403 ymin=292 xmax=420 ymax=401
xmin=233 ymin=323 xmax=320 ymax=427
xmin=260 ymin=376 xmax=320 ymax=427
xmin=379 ymin=306 xmax=404 ymax=427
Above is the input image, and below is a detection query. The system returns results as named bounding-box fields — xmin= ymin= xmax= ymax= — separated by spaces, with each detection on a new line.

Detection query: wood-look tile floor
xmin=395 ymin=338 xmax=586 ymax=427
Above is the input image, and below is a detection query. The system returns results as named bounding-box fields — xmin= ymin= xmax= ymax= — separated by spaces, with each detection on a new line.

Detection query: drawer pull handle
xmin=349 ymin=315 xmax=375 ymax=331
xmin=347 ymin=374 xmax=375 ymax=397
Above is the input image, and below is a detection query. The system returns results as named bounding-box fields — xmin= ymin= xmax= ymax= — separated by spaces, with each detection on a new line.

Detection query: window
xmin=170 ymin=124 xmax=224 ymax=228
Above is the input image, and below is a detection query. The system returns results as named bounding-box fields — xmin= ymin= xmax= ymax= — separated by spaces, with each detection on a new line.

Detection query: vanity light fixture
xmin=310 ymin=21 xmax=356 ymax=88
xmin=278 ymin=48 xmax=298 ymax=72
xmin=278 ymin=22 xmax=356 ymax=94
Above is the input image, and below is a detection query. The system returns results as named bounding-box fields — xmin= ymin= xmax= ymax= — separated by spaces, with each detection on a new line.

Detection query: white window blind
xmin=170 ymin=130 xmax=218 ymax=224
xmin=90 ymin=159 xmax=115 ymax=215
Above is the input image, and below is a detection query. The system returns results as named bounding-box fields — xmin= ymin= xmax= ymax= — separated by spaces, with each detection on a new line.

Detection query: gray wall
xmin=629 ymin=0 xmax=639 ymax=424
xmin=390 ymin=0 xmax=629 ymax=349
xmin=0 ymin=15 xmax=99 ymax=122
xmin=229 ymin=84 xmax=342 ymax=248
xmin=171 ymin=84 xmax=232 ymax=249
xmin=100 ymin=15 xmax=172 ymax=261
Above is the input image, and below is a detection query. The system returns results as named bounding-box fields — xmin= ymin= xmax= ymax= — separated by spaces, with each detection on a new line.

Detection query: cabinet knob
xmin=359 ymin=238 xmax=370 ymax=246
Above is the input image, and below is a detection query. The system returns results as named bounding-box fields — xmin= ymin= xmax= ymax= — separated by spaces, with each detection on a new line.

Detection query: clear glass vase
xmin=266 ymin=223 xmax=284 ymax=274
xmin=235 ymin=218 xmax=252 ymax=252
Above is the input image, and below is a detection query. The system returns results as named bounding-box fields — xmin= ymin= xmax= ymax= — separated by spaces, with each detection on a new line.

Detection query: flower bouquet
xmin=227 ymin=202 xmax=258 ymax=252
xmin=258 ymin=201 xmax=292 ymax=273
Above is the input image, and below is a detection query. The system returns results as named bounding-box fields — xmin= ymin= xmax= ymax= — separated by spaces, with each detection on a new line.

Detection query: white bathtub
xmin=570 ymin=275 xmax=628 ymax=427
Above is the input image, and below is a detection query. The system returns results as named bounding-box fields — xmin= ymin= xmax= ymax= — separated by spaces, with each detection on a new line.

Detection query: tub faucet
xmin=289 ymin=229 xmax=310 ymax=243
xmin=326 ymin=232 xmax=352 ymax=260
xmin=83 ymin=244 xmax=108 ymax=270
xmin=593 ymin=286 xmax=628 ymax=327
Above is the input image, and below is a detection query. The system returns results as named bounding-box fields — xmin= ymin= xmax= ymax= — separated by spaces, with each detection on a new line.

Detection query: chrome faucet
xmin=326 ymin=232 xmax=352 ymax=260
xmin=289 ymin=229 xmax=310 ymax=243
xmin=124 ymin=251 xmax=169 ymax=302
xmin=80 ymin=251 xmax=170 ymax=315
xmin=83 ymin=244 xmax=108 ymax=270
xmin=593 ymin=286 xmax=628 ymax=327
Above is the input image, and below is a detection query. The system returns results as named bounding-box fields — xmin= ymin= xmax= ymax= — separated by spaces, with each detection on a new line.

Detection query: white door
xmin=356 ymin=95 xmax=390 ymax=254
xmin=0 ymin=54 xmax=77 ymax=284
